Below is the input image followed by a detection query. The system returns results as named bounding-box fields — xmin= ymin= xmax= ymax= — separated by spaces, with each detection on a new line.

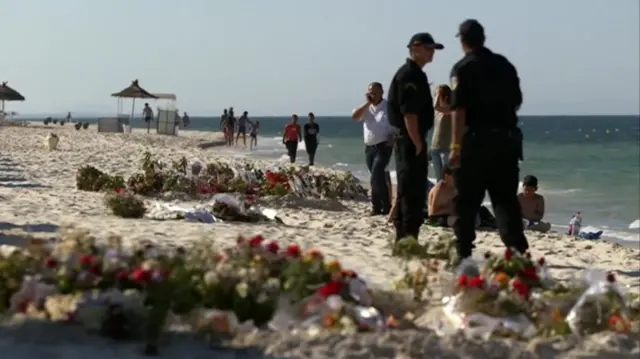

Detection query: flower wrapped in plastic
xmin=564 ymin=270 xmax=632 ymax=335
xmin=437 ymin=249 xmax=549 ymax=339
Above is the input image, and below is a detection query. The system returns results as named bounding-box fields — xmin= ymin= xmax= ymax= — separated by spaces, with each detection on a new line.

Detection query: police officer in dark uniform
xmin=387 ymin=33 xmax=443 ymax=242
xmin=448 ymin=19 xmax=529 ymax=260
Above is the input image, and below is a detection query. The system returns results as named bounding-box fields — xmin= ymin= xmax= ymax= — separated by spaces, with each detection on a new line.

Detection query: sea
xmin=29 ymin=115 xmax=640 ymax=246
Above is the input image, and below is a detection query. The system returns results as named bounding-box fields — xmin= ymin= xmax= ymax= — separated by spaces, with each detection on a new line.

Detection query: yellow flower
xmin=325 ymin=260 xmax=341 ymax=273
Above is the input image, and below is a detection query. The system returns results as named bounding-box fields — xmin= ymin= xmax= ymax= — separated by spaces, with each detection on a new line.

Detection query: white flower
xmin=237 ymin=268 xmax=248 ymax=279
xmin=235 ymin=282 xmax=249 ymax=298
xmin=265 ymin=278 xmax=281 ymax=290
xmin=204 ymin=271 xmax=219 ymax=285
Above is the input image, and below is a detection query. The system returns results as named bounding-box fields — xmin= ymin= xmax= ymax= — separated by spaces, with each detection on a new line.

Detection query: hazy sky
xmin=2 ymin=0 xmax=639 ymax=116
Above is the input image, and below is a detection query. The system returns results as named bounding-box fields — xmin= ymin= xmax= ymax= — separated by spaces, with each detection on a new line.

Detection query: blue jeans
xmin=430 ymin=148 xmax=450 ymax=182
xmin=365 ymin=142 xmax=393 ymax=213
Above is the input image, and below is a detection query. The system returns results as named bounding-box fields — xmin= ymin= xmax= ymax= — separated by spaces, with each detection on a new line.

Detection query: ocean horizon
xmin=18 ymin=114 xmax=640 ymax=245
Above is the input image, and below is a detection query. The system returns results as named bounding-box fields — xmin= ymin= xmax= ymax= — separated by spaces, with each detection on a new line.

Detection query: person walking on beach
xmin=352 ymin=82 xmax=394 ymax=215
xmin=220 ymin=109 xmax=229 ymax=142
xmin=303 ymin=112 xmax=320 ymax=166
xmin=225 ymin=108 xmax=236 ymax=146
xmin=387 ymin=33 xmax=442 ymax=240
xmin=143 ymin=103 xmax=154 ymax=133
xmin=236 ymin=111 xmax=250 ymax=147
xmin=431 ymin=85 xmax=453 ymax=182
xmin=249 ymin=120 xmax=260 ymax=150
xmin=448 ymin=19 xmax=529 ymax=260
xmin=182 ymin=112 xmax=190 ymax=128
xmin=282 ymin=114 xmax=302 ymax=163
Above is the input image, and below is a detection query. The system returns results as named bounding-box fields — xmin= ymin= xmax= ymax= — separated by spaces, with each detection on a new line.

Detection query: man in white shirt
xmin=351 ymin=82 xmax=394 ymax=215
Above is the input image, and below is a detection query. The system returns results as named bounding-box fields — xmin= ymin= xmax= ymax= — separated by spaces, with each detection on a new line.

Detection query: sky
xmin=2 ymin=0 xmax=639 ymax=117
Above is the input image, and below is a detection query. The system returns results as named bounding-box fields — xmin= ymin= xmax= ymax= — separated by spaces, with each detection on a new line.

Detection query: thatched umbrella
xmin=111 ymin=79 xmax=158 ymax=132
xmin=0 ymin=82 xmax=25 ymax=118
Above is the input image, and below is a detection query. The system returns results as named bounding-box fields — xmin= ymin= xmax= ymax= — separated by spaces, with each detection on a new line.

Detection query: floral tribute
xmin=0 ymin=230 xmax=395 ymax=355
xmin=439 ymin=248 xmax=637 ymax=339
xmin=76 ymin=152 xmax=367 ymax=201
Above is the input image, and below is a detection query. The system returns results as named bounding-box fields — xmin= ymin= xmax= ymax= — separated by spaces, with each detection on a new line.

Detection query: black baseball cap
xmin=407 ymin=33 xmax=444 ymax=50
xmin=456 ymin=19 xmax=485 ymax=40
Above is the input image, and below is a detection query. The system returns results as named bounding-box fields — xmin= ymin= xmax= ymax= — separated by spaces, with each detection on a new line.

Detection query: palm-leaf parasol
xmin=0 ymin=82 xmax=25 ymax=116
xmin=111 ymin=79 xmax=158 ymax=132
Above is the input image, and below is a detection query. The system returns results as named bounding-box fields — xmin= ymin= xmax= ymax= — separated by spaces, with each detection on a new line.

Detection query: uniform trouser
xmin=394 ymin=137 xmax=428 ymax=241
xmin=453 ymin=130 xmax=529 ymax=259
xmin=365 ymin=142 xmax=393 ymax=213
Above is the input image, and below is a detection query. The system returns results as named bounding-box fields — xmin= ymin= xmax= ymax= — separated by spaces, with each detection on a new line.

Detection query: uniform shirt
xmin=449 ymin=47 xmax=522 ymax=131
xmin=362 ymin=99 xmax=392 ymax=146
xmin=387 ymin=59 xmax=434 ymax=141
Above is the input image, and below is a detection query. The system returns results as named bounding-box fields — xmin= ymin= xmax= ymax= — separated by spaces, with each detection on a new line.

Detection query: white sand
xmin=1 ymin=124 xmax=639 ymax=358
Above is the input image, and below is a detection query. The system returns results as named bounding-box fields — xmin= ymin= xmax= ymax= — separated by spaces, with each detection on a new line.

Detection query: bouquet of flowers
xmin=104 ymin=188 xmax=147 ymax=218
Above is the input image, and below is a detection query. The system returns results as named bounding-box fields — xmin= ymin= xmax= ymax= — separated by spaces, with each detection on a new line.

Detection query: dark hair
xmin=308 ymin=112 xmax=315 ymax=118
xmin=442 ymin=167 xmax=454 ymax=178
xmin=369 ymin=82 xmax=383 ymax=91
xmin=437 ymin=84 xmax=452 ymax=101
xmin=523 ymin=175 xmax=538 ymax=188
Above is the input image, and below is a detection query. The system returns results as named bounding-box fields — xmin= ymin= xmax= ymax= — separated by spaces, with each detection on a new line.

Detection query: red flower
xmin=249 ymin=235 xmax=264 ymax=247
xmin=115 ymin=270 xmax=129 ymax=281
xmin=512 ymin=278 xmax=530 ymax=299
xmin=537 ymin=257 xmax=546 ymax=266
xmin=245 ymin=195 xmax=256 ymax=202
xmin=132 ymin=268 xmax=151 ymax=284
xmin=17 ymin=300 xmax=30 ymax=313
xmin=341 ymin=270 xmax=358 ymax=278
xmin=468 ymin=276 xmax=486 ymax=289
xmin=45 ymin=257 xmax=58 ymax=268
xmin=286 ymin=243 xmax=301 ymax=257
xmin=266 ymin=241 xmax=280 ymax=254
xmin=606 ymin=272 xmax=616 ymax=283
xmin=504 ymin=248 xmax=513 ymax=261
xmin=518 ymin=267 xmax=539 ymax=281
xmin=88 ymin=263 xmax=102 ymax=275
xmin=457 ymin=273 xmax=468 ymax=288
xmin=308 ymin=249 xmax=323 ymax=259
xmin=214 ymin=253 xmax=225 ymax=262
xmin=79 ymin=254 xmax=95 ymax=266
xmin=318 ymin=280 xmax=343 ymax=297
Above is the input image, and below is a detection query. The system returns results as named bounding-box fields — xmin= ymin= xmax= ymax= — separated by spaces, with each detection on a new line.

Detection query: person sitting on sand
xmin=518 ymin=175 xmax=551 ymax=233
xmin=426 ymin=167 xmax=458 ymax=227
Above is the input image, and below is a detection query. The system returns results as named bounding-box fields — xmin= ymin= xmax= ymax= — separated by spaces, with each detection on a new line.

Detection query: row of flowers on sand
xmin=1 ymin=231 xmax=638 ymax=356
xmin=76 ymin=152 xmax=367 ymax=219
xmin=392 ymin=236 xmax=640 ymax=339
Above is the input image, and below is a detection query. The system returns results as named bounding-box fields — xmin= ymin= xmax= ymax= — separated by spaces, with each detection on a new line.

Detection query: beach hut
xmin=0 ymin=82 xmax=25 ymax=123
xmin=110 ymin=79 xmax=158 ymax=133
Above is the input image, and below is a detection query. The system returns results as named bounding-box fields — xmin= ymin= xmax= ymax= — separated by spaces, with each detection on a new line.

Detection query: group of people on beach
xmin=279 ymin=113 xmax=320 ymax=166
xmin=220 ymin=107 xmax=260 ymax=149
xmin=346 ymin=19 xmax=557 ymax=262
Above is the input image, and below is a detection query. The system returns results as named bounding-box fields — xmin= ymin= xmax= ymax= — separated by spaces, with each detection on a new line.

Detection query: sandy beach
xmin=1 ymin=124 xmax=639 ymax=358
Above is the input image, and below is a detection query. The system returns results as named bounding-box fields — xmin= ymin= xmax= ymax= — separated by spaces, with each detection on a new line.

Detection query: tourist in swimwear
xmin=518 ymin=175 xmax=551 ymax=232
xmin=225 ymin=108 xmax=236 ymax=146
xmin=303 ymin=112 xmax=320 ymax=166
xmin=249 ymin=120 xmax=260 ymax=150
xmin=142 ymin=103 xmax=154 ymax=132
xmin=220 ymin=109 xmax=228 ymax=141
xmin=282 ymin=114 xmax=302 ymax=163
xmin=427 ymin=167 xmax=458 ymax=227
xmin=236 ymin=111 xmax=250 ymax=147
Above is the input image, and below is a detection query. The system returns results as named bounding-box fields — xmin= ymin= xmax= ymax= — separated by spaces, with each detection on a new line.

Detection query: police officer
xmin=387 ymin=33 xmax=443 ymax=242
xmin=448 ymin=19 xmax=529 ymax=260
